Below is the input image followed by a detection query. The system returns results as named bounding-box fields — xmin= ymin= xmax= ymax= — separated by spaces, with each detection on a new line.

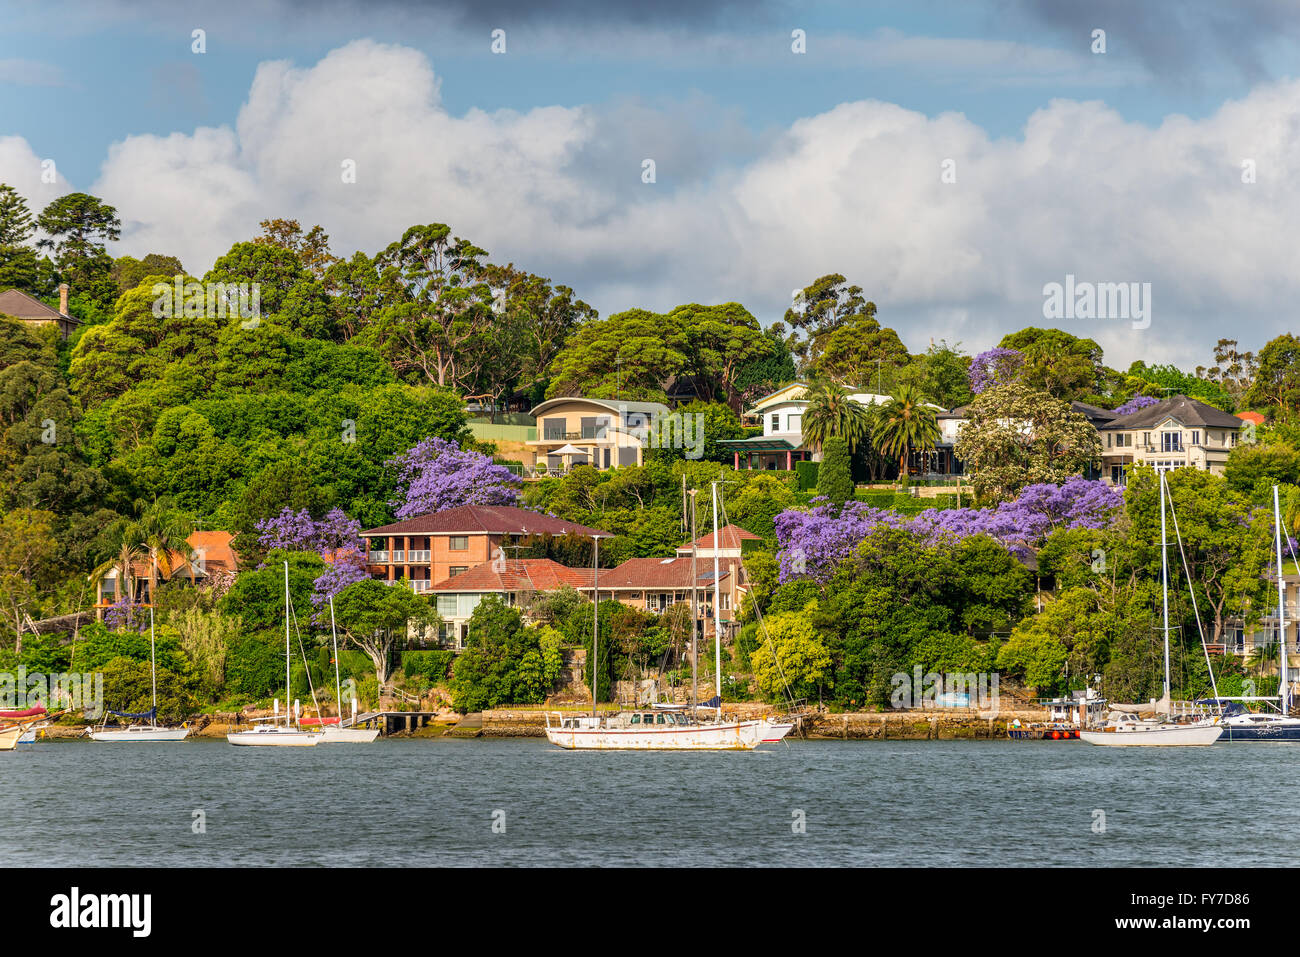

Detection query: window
xmin=1111 ymin=465 xmax=1126 ymax=486
xmin=630 ymin=714 xmax=641 ymax=725
xmin=1232 ymin=431 xmax=1239 ymax=446
xmin=1191 ymin=431 xmax=1200 ymax=446
xmin=543 ymin=417 xmax=567 ymax=441
xmin=436 ymin=595 xmax=457 ymax=617
xmin=788 ymin=414 xmax=802 ymax=434
xmin=449 ymin=566 xmax=468 ymax=577
xmin=1160 ymin=432 xmax=1182 ymax=452
xmin=769 ymin=413 xmax=780 ymax=433
xmin=1143 ymin=432 xmax=1150 ymax=447
xmin=1106 ymin=433 xmax=1111 ymax=448
xmin=449 ymin=536 xmax=468 ymax=551
xmin=1113 ymin=433 xmax=1132 ymax=448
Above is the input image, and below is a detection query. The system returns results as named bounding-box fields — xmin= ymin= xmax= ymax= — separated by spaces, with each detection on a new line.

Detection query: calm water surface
xmin=2 ymin=738 xmax=1296 ymax=867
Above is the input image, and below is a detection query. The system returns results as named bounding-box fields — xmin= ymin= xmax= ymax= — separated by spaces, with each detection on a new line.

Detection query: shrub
xmin=795 ymin=460 xmax=819 ymax=492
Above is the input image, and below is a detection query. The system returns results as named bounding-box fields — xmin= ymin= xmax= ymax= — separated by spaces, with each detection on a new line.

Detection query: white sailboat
xmin=546 ymin=484 xmax=793 ymax=751
xmin=227 ymin=561 xmax=322 ymax=747
xmin=1219 ymin=485 xmax=1300 ymax=740
xmin=317 ymin=595 xmax=380 ymax=743
xmin=1080 ymin=469 xmax=1223 ymax=747
xmin=90 ymin=607 xmax=190 ymax=742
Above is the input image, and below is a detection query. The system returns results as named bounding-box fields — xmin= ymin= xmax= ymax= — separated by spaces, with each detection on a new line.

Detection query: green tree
xmin=35 ymin=192 xmax=121 ymax=306
xmin=750 ymin=608 xmax=833 ymax=703
xmin=871 ymin=384 xmax=940 ymax=477
xmin=954 ymin=381 xmax=1101 ymax=502
xmin=330 ymin=577 xmax=437 ymax=688
xmin=801 ymin=380 xmax=872 ymax=453
xmin=545 ymin=307 xmax=686 ymax=402
xmin=1243 ymin=334 xmax=1300 ymax=418
xmin=819 ymin=436 xmax=853 ymax=511
xmin=999 ymin=327 xmax=1104 ymax=399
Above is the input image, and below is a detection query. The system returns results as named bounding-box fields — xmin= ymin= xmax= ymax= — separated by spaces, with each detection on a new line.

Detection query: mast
xmin=1159 ymin=470 xmax=1172 ymax=710
xmin=711 ymin=481 xmax=722 ymax=712
xmin=591 ymin=534 xmax=599 ymax=719
xmin=330 ymin=595 xmax=343 ymax=724
xmin=690 ymin=490 xmax=698 ymax=709
xmin=1275 ymin=485 xmax=1290 ymax=715
xmin=149 ymin=604 xmax=157 ymax=728
xmin=284 ymin=560 xmax=292 ymax=728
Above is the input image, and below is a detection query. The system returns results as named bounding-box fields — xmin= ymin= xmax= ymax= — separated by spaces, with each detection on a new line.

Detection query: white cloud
xmin=4 ymin=38 xmax=1298 ymax=370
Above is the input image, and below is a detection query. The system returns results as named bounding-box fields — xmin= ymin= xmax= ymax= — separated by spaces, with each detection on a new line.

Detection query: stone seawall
xmin=468 ymin=707 xmax=1051 ymax=739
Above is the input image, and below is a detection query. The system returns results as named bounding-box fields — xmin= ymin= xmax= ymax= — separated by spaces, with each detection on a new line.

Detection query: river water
xmin=2 ymin=738 xmax=1296 ymax=867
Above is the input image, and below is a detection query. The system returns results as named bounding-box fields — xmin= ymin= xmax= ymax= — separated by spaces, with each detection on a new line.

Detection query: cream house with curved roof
xmin=526 ymin=397 xmax=670 ymax=473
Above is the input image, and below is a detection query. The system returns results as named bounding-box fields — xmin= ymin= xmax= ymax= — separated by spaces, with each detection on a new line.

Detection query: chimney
xmin=58 ymin=283 xmax=69 ymax=316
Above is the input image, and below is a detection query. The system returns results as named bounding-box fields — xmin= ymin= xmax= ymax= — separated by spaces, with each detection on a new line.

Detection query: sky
xmin=3 ymin=0 xmax=1300 ymax=370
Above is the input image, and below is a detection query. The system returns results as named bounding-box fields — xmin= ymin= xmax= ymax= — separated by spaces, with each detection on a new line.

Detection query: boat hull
xmin=90 ymin=726 xmax=190 ymax=742
xmin=318 ymin=726 xmax=380 ymax=743
xmin=1079 ymin=724 xmax=1224 ymax=746
xmin=0 ymin=725 xmax=24 ymax=751
xmin=547 ymin=718 xmax=780 ymax=751
xmin=227 ymin=728 xmax=321 ymax=746
xmin=1220 ymin=720 xmax=1300 ymax=741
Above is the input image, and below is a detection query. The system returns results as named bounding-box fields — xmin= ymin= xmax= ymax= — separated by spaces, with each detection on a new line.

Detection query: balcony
xmin=409 ymin=580 xmax=431 ymax=593
xmin=391 ymin=550 xmax=405 ymax=562
xmin=369 ymin=550 xmax=389 ymax=562
xmin=408 ymin=550 xmax=430 ymax=562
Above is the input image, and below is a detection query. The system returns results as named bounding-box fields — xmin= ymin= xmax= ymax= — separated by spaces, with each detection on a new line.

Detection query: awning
xmin=551 ymin=444 xmax=588 ymax=456
xmin=716 ymin=437 xmax=798 ymax=452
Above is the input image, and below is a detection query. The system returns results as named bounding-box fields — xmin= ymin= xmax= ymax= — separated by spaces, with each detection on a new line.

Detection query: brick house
xmin=360 ymin=505 xmax=609 ymax=592
xmin=93 ymin=530 xmax=239 ymax=619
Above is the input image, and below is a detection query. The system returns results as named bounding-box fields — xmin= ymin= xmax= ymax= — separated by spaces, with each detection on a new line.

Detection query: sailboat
xmin=1219 ymin=485 xmax=1300 ymax=740
xmin=1080 ymin=469 xmax=1223 ymax=746
xmin=90 ymin=607 xmax=190 ymax=742
xmin=316 ymin=595 xmax=380 ymax=743
xmin=545 ymin=483 xmax=794 ymax=751
xmin=227 ymin=561 xmax=322 ymax=747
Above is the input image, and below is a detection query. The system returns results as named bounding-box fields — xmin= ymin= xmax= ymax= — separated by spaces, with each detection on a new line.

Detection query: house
xmin=722 ymin=383 xmax=894 ymax=470
xmin=0 ymin=284 xmax=79 ymax=339
xmin=525 ymin=397 xmax=670 ymax=474
xmin=360 ymin=505 xmax=609 ymax=590
xmin=1098 ymin=395 xmax=1243 ymax=486
xmin=581 ymin=555 xmax=746 ymax=640
xmin=428 ymin=558 xmax=594 ymax=648
xmin=675 ymin=523 xmax=760 ymax=560
xmin=93 ymin=530 xmax=239 ymax=618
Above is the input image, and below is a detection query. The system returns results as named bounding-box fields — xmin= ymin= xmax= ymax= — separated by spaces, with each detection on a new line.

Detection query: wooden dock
xmin=350 ymin=711 xmax=442 ymax=735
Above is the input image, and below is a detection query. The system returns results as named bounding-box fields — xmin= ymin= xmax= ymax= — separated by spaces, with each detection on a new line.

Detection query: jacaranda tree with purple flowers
xmin=1113 ymin=394 xmax=1158 ymax=415
xmin=256 ymin=506 xmax=370 ymax=616
xmin=389 ymin=437 xmax=522 ymax=519
xmin=774 ymin=477 xmax=1122 ymax=582
xmin=967 ymin=347 xmax=1024 ymax=394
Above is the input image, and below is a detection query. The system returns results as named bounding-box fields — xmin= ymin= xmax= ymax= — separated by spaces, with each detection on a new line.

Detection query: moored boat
xmin=90 ymin=607 xmax=190 ymax=743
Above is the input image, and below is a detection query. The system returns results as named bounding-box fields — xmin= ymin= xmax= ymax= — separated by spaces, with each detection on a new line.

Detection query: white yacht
xmin=90 ymin=608 xmax=190 ymax=743
xmin=227 ymin=561 xmax=322 ymax=747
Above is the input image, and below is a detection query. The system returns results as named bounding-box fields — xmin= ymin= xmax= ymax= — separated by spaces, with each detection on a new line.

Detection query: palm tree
xmin=1251 ymin=638 xmax=1279 ymax=677
xmin=801 ymin=380 xmax=872 ymax=453
xmin=872 ymin=385 xmax=941 ymax=479
xmin=89 ymin=517 xmax=149 ymax=610
xmin=137 ymin=501 xmax=196 ymax=606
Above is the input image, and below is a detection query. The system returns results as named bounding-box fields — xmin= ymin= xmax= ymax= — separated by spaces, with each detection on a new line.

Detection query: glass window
xmin=630 ymin=714 xmax=640 ymax=725
xmin=1191 ymin=431 xmax=1200 ymax=445
xmin=656 ymin=714 xmax=666 ymax=724
xmin=449 ymin=566 xmax=468 ymax=577
xmin=436 ymin=595 xmax=457 ymax=617
xmin=450 ymin=536 xmax=468 ymax=551
xmin=769 ymin=413 xmax=779 ymax=432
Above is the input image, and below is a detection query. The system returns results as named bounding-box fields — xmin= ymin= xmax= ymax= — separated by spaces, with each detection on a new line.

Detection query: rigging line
xmin=718 ymin=492 xmax=798 ymax=714
xmin=1163 ymin=483 xmax=1220 ymax=703
xmin=287 ymin=591 xmax=323 ymax=718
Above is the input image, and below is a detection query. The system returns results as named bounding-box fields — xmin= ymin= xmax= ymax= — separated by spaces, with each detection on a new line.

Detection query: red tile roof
xmin=429 ymin=558 xmax=595 ymax=592
xmin=363 ymin=505 xmax=609 ymax=538
xmin=589 ymin=556 xmax=739 ymax=590
xmin=686 ymin=524 xmax=760 ymax=549
xmin=1236 ymin=411 xmax=1267 ymax=426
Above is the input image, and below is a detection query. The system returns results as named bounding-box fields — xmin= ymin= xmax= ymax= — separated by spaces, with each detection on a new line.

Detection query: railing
xmin=391 ymin=551 xmax=405 ymax=562
xmin=408 ymin=550 xmax=430 ymax=562
xmin=409 ymin=580 xmax=430 ymax=593
xmin=369 ymin=550 xmax=389 ymax=562
xmin=542 ymin=431 xmax=583 ymax=441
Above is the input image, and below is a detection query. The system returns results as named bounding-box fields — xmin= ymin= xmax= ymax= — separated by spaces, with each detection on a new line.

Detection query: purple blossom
xmin=256 ymin=507 xmax=363 ymax=556
xmin=775 ymin=477 xmax=1123 ymax=582
xmin=1114 ymin=395 xmax=1158 ymax=415
xmin=255 ymin=506 xmax=370 ymax=620
xmin=968 ymin=347 xmax=1024 ymax=394
xmin=104 ymin=595 xmax=147 ymax=633
xmin=389 ymin=437 xmax=522 ymax=519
